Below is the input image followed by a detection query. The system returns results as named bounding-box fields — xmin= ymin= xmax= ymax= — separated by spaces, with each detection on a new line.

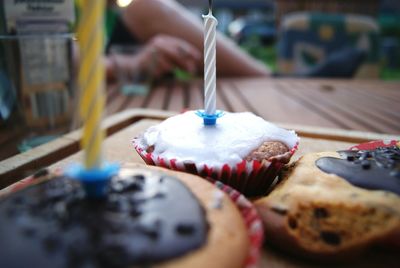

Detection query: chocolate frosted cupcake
xmin=0 ymin=166 xmax=252 ymax=268
xmin=133 ymin=111 xmax=299 ymax=196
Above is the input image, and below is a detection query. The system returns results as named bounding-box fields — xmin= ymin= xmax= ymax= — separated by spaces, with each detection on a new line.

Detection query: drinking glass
xmin=0 ymin=33 xmax=78 ymax=160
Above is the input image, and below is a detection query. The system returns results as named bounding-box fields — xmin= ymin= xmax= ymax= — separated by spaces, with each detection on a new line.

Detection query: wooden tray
xmin=0 ymin=109 xmax=398 ymax=267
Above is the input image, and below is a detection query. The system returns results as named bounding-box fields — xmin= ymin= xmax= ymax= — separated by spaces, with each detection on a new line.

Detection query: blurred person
xmin=104 ymin=0 xmax=271 ymax=81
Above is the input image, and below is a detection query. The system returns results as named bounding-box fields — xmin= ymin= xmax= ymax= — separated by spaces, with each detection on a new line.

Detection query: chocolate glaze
xmin=316 ymin=146 xmax=400 ymax=195
xmin=0 ymin=172 xmax=208 ymax=268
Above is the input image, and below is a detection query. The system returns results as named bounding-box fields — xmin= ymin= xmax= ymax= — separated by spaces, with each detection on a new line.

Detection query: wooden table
xmin=1 ymin=78 xmax=399 ymax=162
xmin=107 ymin=78 xmax=400 ymax=134
xmin=0 ymin=109 xmax=397 ymax=267
xmin=1 ymin=78 xmax=400 ymax=181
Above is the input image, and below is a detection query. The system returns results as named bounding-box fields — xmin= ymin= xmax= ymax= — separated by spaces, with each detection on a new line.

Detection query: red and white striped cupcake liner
xmin=210 ymin=179 xmax=264 ymax=268
xmin=133 ymin=140 xmax=298 ymax=197
xmin=349 ymin=139 xmax=399 ymax=150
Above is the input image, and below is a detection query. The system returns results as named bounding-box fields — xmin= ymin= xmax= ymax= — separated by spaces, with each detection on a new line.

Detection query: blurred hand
xmin=107 ymin=34 xmax=201 ymax=80
xmin=141 ymin=34 xmax=201 ymax=77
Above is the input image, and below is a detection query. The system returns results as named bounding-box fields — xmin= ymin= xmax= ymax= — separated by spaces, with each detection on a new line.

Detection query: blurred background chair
xmin=277 ymin=12 xmax=380 ymax=78
xmin=274 ymin=0 xmax=379 ymax=26
xmin=228 ymin=16 xmax=276 ymax=47
xmin=378 ymin=0 xmax=400 ymax=79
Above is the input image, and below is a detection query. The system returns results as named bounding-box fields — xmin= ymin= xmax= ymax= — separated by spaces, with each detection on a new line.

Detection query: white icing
xmin=138 ymin=111 xmax=299 ymax=168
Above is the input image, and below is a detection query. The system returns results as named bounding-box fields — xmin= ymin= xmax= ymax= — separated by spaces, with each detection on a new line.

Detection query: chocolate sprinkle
xmin=0 ymin=173 xmax=208 ymax=268
xmin=316 ymin=146 xmax=400 ymax=195
xmin=288 ymin=217 xmax=298 ymax=229
xmin=314 ymin=208 xmax=329 ymax=219
xmin=320 ymin=231 xmax=341 ymax=246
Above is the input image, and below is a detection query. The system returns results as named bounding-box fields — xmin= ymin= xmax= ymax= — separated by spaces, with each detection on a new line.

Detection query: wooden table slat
xmin=227 ymin=82 xmax=260 ymax=115
xmin=339 ymin=85 xmax=400 ymax=120
xmin=216 ymin=81 xmax=234 ymax=112
xmin=239 ymin=81 xmax=342 ymax=128
xmin=142 ymin=84 xmax=168 ymax=110
xmin=276 ymin=83 xmax=362 ymax=130
xmin=287 ymin=81 xmax=399 ymax=134
xmin=336 ymin=85 xmax=400 ymax=124
xmin=187 ymin=81 xmax=204 ymax=110
xmin=167 ymin=83 xmax=185 ymax=112
xmin=278 ymin=81 xmax=379 ymax=132
xmin=361 ymin=85 xmax=400 ymax=101
xmin=219 ymin=81 xmax=250 ymax=113
xmin=106 ymin=85 xmax=150 ymax=115
xmin=215 ymin=83 xmax=232 ymax=112
xmin=351 ymin=87 xmax=400 ymax=109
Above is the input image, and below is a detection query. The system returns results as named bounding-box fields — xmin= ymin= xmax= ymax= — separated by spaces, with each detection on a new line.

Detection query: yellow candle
xmin=77 ymin=0 xmax=106 ymax=169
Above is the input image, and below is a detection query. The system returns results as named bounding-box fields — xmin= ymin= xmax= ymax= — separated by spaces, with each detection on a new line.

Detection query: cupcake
xmin=0 ymin=165 xmax=255 ymax=268
xmin=254 ymin=141 xmax=400 ymax=260
xmin=133 ymin=111 xmax=299 ymax=196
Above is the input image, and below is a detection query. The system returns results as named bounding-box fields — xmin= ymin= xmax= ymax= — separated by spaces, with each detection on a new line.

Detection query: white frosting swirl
xmin=139 ymin=111 xmax=299 ymax=168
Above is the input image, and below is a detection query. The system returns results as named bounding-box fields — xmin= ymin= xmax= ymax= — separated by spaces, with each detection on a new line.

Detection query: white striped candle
xmin=203 ymin=7 xmax=218 ymax=115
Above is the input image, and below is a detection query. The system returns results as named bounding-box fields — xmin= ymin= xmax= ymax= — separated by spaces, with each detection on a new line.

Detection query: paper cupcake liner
xmin=349 ymin=139 xmax=399 ymax=151
xmin=2 ymin=169 xmax=264 ymax=268
xmin=210 ymin=179 xmax=264 ymax=268
xmin=134 ymin=140 xmax=298 ymax=197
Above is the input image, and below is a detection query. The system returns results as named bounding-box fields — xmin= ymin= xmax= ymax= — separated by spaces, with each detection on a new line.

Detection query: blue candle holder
xmin=196 ymin=110 xmax=224 ymax=126
xmin=67 ymin=162 xmax=120 ymax=199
